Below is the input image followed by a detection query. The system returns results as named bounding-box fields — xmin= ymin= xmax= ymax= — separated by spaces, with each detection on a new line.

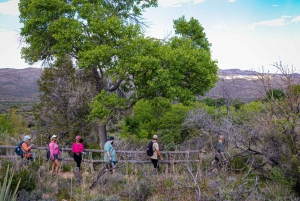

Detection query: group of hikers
xmin=18 ymin=133 xmax=227 ymax=175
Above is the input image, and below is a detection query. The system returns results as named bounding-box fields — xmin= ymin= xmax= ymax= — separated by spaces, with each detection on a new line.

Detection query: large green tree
xmin=19 ymin=0 xmax=218 ymax=145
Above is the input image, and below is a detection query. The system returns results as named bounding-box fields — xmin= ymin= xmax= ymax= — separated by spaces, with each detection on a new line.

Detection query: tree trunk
xmin=98 ymin=123 xmax=107 ymax=147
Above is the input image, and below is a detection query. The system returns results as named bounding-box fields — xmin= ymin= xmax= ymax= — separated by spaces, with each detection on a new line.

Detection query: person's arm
xmin=106 ymin=150 xmax=112 ymax=161
xmin=156 ymin=149 xmax=164 ymax=160
xmin=22 ymin=143 xmax=33 ymax=152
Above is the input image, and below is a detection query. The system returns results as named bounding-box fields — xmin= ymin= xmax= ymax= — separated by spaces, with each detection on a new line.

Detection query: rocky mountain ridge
xmin=0 ymin=67 xmax=272 ymax=102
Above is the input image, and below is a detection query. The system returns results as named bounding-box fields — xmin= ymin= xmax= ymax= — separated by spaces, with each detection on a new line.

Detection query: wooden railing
xmin=0 ymin=145 xmax=205 ymax=173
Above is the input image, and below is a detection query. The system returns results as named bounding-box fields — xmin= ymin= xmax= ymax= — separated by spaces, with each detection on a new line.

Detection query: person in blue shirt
xmin=104 ymin=136 xmax=116 ymax=174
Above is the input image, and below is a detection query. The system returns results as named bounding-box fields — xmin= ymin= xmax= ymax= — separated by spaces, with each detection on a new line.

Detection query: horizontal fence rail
xmin=0 ymin=145 xmax=205 ymax=173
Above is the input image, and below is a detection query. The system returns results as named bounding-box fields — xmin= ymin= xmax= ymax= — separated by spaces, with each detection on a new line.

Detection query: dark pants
xmin=73 ymin=153 xmax=82 ymax=169
xmin=151 ymin=158 xmax=159 ymax=169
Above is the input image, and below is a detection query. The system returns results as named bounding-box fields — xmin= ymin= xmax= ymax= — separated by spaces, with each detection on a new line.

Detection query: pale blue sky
xmin=0 ymin=0 xmax=299 ymax=73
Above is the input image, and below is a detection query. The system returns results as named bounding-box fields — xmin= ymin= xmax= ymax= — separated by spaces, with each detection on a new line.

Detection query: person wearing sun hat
xmin=49 ymin=135 xmax=61 ymax=175
xmin=72 ymin=135 xmax=84 ymax=171
xmin=104 ymin=136 xmax=116 ymax=173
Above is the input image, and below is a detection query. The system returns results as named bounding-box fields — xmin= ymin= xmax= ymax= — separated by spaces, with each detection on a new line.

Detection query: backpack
xmin=15 ymin=141 xmax=24 ymax=156
xmin=146 ymin=141 xmax=154 ymax=157
xmin=45 ymin=147 xmax=50 ymax=160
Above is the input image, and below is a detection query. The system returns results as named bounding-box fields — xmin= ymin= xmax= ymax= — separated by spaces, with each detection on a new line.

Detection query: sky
xmin=0 ymin=0 xmax=299 ymax=73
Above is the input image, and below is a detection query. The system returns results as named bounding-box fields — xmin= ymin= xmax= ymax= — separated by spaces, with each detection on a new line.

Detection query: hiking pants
xmin=73 ymin=153 xmax=82 ymax=169
xmin=151 ymin=158 xmax=159 ymax=169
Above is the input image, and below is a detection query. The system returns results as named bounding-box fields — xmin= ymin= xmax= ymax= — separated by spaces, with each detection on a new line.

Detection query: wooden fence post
xmin=89 ymin=151 xmax=94 ymax=173
xmin=165 ymin=152 xmax=169 ymax=174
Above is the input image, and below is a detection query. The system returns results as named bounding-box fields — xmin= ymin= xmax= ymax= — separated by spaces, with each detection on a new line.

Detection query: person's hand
xmin=160 ymin=157 xmax=164 ymax=160
xmin=109 ymin=156 xmax=112 ymax=161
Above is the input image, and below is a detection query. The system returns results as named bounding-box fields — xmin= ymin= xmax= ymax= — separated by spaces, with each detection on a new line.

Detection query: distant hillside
xmin=0 ymin=67 xmax=281 ymax=103
xmin=203 ymin=69 xmax=265 ymax=101
xmin=0 ymin=68 xmax=42 ymax=101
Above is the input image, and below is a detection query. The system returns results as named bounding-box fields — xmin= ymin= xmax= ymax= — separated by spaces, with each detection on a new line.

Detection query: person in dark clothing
xmin=72 ymin=136 xmax=84 ymax=170
xmin=213 ymin=135 xmax=227 ymax=173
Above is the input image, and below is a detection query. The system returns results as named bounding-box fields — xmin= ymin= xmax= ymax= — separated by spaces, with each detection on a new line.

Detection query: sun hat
xmin=75 ymin=135 xmax=81 ymax=140
xmin=50 ymin=135 xmax=57 ymax=140
xmin=23 ymin=135 xmax=31 ymax=141
xmin=108 ymin=136 xmax=114 ymax=141
xmin=153 ymin=135 xmax=158 ymax=140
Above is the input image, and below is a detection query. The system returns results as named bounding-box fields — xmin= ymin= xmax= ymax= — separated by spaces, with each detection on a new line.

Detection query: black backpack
xmin=45 ymin=147 xmax=50 ymax=160
xmin=15 ymin=141 xmax=24 ymax=156
xmin=146 ymin=141 xmax=154 ymax=157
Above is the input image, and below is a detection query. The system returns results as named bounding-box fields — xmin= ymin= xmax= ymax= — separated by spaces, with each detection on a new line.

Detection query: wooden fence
xmin=0 ymin=145 xmax=205 ymax=173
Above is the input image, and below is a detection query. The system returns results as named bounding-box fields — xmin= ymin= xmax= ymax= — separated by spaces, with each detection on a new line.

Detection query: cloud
xmin=158 ymin=0 xmax=204 ymax=7
xmin=281 ymin=15 xmax=292 ymax=18
xmin=213 ymin=24 xmax=227 ymax=30
xmin=272 ymin=5 xmax=278 ymax=7
xmin=228 ymin=0 xmax=236 ymax=3
xmin=0 ymin=31 xmax=27 ymax=68
xmin=291 ymin=16 xmax=300 ymax=23
xmin=0 ymin=0 xmax=19 ymax=16
xmin=248 ymin=18 xmax=285 ymax=30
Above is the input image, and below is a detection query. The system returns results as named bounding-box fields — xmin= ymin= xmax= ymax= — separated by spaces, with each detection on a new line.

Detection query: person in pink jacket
xmin=72 ymin=135 xmax=84 ymax=170
xmin=49 ymin=135 xmax=61 ymax=175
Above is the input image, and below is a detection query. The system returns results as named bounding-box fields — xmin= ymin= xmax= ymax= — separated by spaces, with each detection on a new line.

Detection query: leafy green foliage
xmin=268 ymin=166 xmax=295 ymax=190
xmin=121 ymin=98 xmax=195 ymax=145
xmin=0 ymin=108 xmax=30 ymax=145
xmin=89 ymin=91 xmax=127 ymax=123
xmin=266 ymin=88 xmax=285 ymax=100
xmin=200 ymin=98 xmax=226 ymax=108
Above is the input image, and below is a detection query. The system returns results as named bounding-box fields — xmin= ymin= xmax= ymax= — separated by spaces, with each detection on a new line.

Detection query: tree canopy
xmin=19 ymin=0 xmax=218 ymax=144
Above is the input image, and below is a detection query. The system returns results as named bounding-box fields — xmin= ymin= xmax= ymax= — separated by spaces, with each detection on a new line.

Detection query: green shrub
xmin=268 ymin=166 xmax=295 ymax=190
xmin=61 ymin=163 xmax=72 ymax=172
xmin=0 ymin=160 xmax=36 ymax=192
xmin=230 ymin=156 xmax=249 ymax=171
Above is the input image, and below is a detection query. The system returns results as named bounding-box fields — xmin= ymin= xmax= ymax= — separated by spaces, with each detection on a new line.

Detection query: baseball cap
xmin=153 ymin=135 xmax=158 ymax=139
xmin=108 ymin=136 xmax=114 ymax=141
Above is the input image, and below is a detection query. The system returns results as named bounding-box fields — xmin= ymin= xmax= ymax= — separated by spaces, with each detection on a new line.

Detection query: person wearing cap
xmin=104 ymin=136 xmax=116 ymax=173
xmin=49 ymin=135 xmax=61 ymax=175
xmin=72 ymin=135 xmax=84 ymax=170
xmin=150 ymin=135 xmax=163 ymax=172
xmin=21 ymin=135 xmax=34 ymax=160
